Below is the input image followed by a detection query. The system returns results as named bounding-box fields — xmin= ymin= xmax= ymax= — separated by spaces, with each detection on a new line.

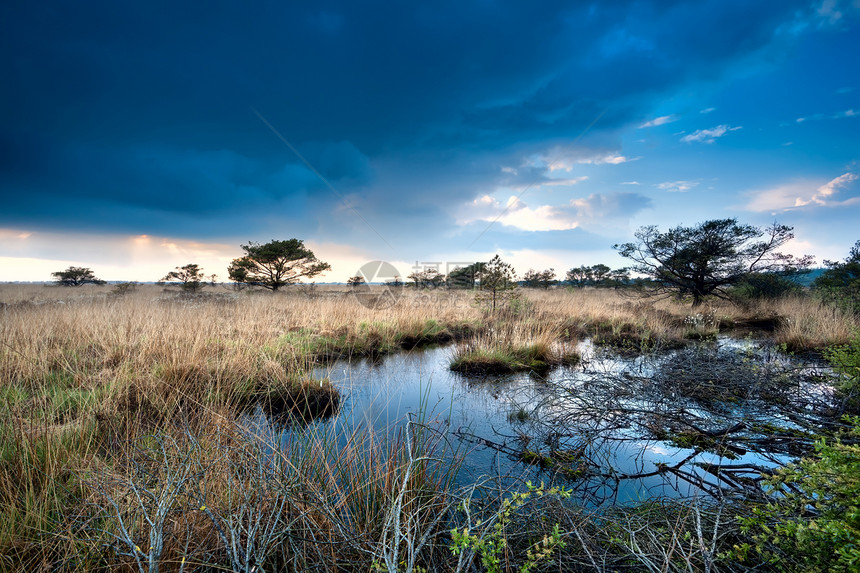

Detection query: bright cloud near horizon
xmin=2 ymin=1 xmax=859 ymax=282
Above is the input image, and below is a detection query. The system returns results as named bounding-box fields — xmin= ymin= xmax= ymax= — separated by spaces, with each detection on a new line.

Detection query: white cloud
xmin=796 ymin=108 xmax=857 ymax=122
xmin=621 ymin=181 xmax=640 ymax=185
xmin=795 ymin=172 xmax=859 ymax=206
xmin=680 ymin=125 xmax=741 ymax=144
xmin=542 ymin=152 xmax=636 ymax=172
xmin=573 ymin=153 xmax=636 ymax=165
xmin=656 ymin=180 xmax=699 ymax=193
xmin=639 ymin=114 xmax=679 ymax=128
xmin=502 ymin=175 xmax=588 ymax=190
xmin=541 ymin=176 xmax=589 ymax=187
xmin=504 ymin=248 xmax=589 ymax=277
xmin=699 ymin=107 xmax=716 ymax=114
xmin=745 ymin=172 xmax=859 ymax=212
xmin=453 ymin=247 xmax=622 ymax=280
xmin=745 ymin=181 xmax=818 ymax=212
xmin=460 ymin=191 xmax=651 ymax=232
xmin=464 ymin=195 xmax=579 ymax=231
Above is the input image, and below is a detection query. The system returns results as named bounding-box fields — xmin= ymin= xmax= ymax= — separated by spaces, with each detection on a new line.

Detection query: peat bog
xmin=1 ymin=284 xmax=858 ymax=571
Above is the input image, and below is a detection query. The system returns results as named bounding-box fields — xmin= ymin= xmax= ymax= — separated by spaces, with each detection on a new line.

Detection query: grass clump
xmin=247 ymin=377 xmax=341 ymax=422
xmin=590 ymin=316 xmax=684 ymax=354
xmin=450 ymin=338 xmax=554 ymax=375
xmin=767 ymin=295 xmax=857 ymax=351
xmin=1 ymin=284 xmax=859 ymax=571
xmin=399 ymin=318 xmax=457 ymax=349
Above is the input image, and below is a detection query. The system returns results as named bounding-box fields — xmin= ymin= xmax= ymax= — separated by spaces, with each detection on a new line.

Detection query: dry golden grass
xmin=2 ymin=285 xmax=856 ymax=395
xmin=0 ymin=282 xmax=857 ymax=570
xmin=762 ymin=295 xmax=859 ymax=351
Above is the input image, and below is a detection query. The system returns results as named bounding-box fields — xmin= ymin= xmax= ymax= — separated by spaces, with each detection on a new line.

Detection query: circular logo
xmin=351 ymin=260 xmax=404 ymax=309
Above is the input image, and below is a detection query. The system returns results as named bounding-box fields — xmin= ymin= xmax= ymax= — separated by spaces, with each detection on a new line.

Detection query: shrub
xmin=825 ymin=332 xmax=860 ymax=413
xmin=450 ymin=481 xmax=570 ymax=573
xmin=474 ymin=255 xmax=519 ymax=313
xmin=732 ymin=272 xmax=802 ymax=301
xmin=738 ymin=418 xmax=860 ymax=572
xmin=814 ymin=240 xmax=860 ymax=314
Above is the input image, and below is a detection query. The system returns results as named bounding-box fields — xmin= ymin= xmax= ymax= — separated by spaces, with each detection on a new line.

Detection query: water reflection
xmin=245 ymin=337 xmax=835 ymax=505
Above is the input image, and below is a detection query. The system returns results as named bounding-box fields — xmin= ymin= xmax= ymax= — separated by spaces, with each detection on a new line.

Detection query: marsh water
xmin=247 ymin=336 xmax=834 ymax=505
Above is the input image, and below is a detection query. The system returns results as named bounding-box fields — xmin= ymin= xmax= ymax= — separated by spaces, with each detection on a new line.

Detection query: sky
xmin=1 ymin=0 xmax=859 ymax=283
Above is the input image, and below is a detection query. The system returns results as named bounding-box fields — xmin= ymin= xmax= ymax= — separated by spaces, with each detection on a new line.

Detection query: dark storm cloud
xmin=0 ymin=0 xmax=818 ymax=240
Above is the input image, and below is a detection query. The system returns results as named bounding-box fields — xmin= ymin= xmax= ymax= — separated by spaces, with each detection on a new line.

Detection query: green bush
xmin=737 ymin=418 xmax=860 ymax=572
xmin=825 ymin=333 xmax=860 ymax=411
xmin=732 ymin=272 xmax=801 ymax=301
xmin=450 ymin=482 xmax=569 ymax=573
xmin=814 ymin=240 xmax=860 ymax=314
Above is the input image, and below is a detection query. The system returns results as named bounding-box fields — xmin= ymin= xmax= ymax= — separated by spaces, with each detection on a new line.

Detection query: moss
xmin=519 ymin=448 xmax=588 ymax=479
xmin=665 ymin=430 xmax=741 ymax=460
xmin=550 ymin=448 xmax=584 ymax=463
xmin=520 ymin=449 xmax=552 ymax=467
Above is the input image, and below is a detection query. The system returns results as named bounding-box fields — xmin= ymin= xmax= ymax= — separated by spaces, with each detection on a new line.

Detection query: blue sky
xmin=1 ymin=0 xmax=859 ymax=282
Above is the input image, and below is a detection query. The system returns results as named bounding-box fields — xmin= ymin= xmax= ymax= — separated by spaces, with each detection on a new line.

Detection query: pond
xmin=245 ymin=336 xmax=836 ymax=505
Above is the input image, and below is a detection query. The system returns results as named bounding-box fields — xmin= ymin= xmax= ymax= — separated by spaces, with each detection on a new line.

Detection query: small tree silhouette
xmin=523 ymin=268 xmax=556 ymax=289
xmin=474 ymin=255 xmax=519 ymax=313
xmin=160 ymin=264 xmax=211 ymax=292
xmin=51 ymin=266 xmax=106 ymax=286
xmin=615 ymin=219 xmax=813 ymax=306
xmin=228 ymin=239 xmax=330 ymax=291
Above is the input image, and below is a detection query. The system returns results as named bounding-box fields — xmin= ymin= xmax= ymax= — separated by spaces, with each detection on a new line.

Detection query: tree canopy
xmin=565 ymin=264 xmax=629 ymax=288
xmin=160 ymin=263 xmax=213 ymax=292
xmin=522 ymin=268 xmax=556 ymax=289
xmin=614 ymin=219 xmax=812 ymax=306
xmin=227 ymin=239 xmax=331 ymax=291
xmin=407 ymin=268 xmax=446 ymax=289
xmin=51 ymin=266 xmax=106 ymax=286
xmin=447 ymin=262 xmax=485 ymax=289
xmin=474 ymin=255 xmax=519 ymax=312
